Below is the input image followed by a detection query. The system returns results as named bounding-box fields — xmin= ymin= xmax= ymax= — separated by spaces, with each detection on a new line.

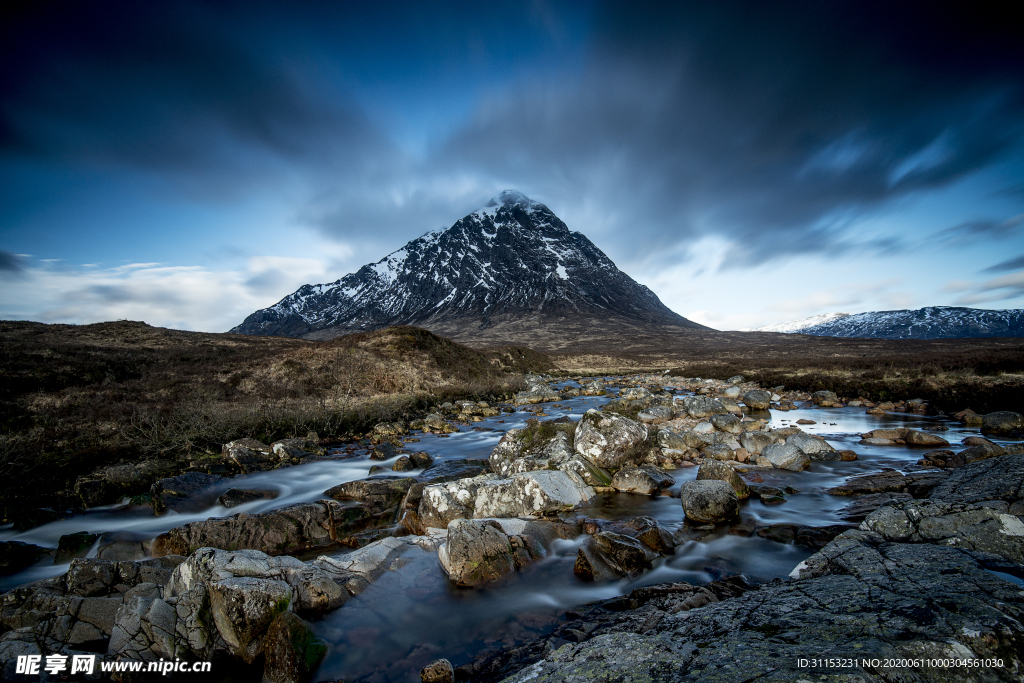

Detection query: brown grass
xmin=0 ymin=321 xmax=546 ymax=518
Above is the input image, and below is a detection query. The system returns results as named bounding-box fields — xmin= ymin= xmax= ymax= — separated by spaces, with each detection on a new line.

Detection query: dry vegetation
xmin=0 ymin=321 xmax=547 ymax=518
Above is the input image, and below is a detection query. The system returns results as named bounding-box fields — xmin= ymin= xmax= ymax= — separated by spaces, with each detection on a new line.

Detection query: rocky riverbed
xmin=1 ymin=374 xmax=1022 ymax=682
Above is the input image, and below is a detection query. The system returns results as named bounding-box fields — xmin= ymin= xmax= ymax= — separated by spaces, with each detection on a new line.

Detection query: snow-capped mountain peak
xmin=231 ymin=191 xmax=706 ymax=338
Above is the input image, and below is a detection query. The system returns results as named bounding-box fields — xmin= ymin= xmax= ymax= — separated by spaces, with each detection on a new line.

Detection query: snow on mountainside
xmin=754 ymin=312 xmax=851 ymax=333
xmin=231 ymin=190 xmax=705 ymax=338
xmin=762 ymin=306 xmax=1024 ymax=339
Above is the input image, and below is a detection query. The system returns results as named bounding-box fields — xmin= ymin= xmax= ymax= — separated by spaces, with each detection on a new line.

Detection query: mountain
xmin=753 ymin=312 xmax=851 ymax=333
xmin=762 ymin=306 xmax=1024 ymax=339
xmin=231 ymin=190 xmax=707 ymax=342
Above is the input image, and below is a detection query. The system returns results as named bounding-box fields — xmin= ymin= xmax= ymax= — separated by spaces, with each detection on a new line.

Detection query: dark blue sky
xmin=2 ymin=0 xmax=1023 ymax=330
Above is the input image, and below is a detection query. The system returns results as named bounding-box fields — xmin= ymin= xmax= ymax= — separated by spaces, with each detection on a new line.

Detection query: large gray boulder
xmin=489 ymin=427 xmax=611 ymax=487
xmin=473 ymin=471 xmax=596 ymax=519
xmin=656 ymin=428 xmax=704 ymax=450
xmin=739 ymin=431 xmax=775 ymax=456
xmin=696 ymin=460 xmax=749 ymax=499
xmin=741 ymin=390 xmax=771 ymax=410
xmin=580 ymin=380 xmax=606 ymax=396
xmin=761 ymin=442 xmax=810 ymax=471
xmin=573 ymin=517 xmax=675 ymax=581
xmin=262 ymin=611 xmax=327 ymax=683
xmin=438 ymin=518 xmax=541 ymax=587
xmin=810 ymin=390 xmax=839 ymax=406
xmin=610 ymin=465 xmax=675 ymax=494
xmin=786 ymin=432 xmax=839 ymax=460
xmin=574 ymin=409 xmax=648 ymax=469
xmin=209 ymin=576 xmax=292 ymax=663
xmin=710 ymin=413 xmax=742 ymax=434
xmin=324 ymin=476 xmax=415 ymax=515
xmin=681 ymin=395 xmax=729 ymax=418
xmin=680 ymin=480 xmax=739 ymax=523
xmin=418 ymin=474 xmax=501 ymax=529
xmin=982 ymin=410 xmax=1024 ymax=435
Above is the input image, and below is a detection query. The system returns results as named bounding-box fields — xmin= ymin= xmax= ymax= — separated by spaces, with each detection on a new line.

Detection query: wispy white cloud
xmin=0 ymin=256 xmax=338 ymax=332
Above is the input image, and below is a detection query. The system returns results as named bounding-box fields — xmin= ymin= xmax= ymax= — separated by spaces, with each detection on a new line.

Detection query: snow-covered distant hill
xmin=231 ymin=190 xmax=706 ymax=338
xmin=758 ymin=306 xmax=1024 ymax=339
xmin=754 ymin=312 xmax=851 ymax=333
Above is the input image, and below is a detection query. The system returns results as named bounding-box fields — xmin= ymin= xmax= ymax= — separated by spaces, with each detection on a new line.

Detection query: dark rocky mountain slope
xmin=231 ymin=190 xmax=707 ymax=341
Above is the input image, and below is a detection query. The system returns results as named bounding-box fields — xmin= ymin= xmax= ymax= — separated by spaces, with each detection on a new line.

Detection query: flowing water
xmin=2 ymin=380 xmax=1019 ymax=681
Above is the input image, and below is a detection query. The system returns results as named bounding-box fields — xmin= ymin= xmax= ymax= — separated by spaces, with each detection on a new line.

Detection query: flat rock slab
xmin=483 ymin=532 xmax=1024 ymax=683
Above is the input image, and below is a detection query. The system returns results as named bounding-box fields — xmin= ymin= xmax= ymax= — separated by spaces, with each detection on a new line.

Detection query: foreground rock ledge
xmin=478 ymin=532 xmax=1024 ymax=683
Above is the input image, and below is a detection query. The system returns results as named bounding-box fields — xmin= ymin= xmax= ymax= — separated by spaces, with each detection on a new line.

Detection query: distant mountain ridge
xmin=232 ymin=190 xmax=706 ymax=339
xmin=759 ymin=306 xmax=1024 ymax=339
xmin=754 ymin=312 xmax=851 ymax=333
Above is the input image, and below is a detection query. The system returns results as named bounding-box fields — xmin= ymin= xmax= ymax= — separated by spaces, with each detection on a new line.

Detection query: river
xmin=1 ymin=378 xmax=1016 ymax=681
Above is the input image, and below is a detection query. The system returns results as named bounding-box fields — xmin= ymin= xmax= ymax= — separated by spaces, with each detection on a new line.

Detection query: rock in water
xmin=421 ymin=658 xmax=455 ymax=683
xmin=611 ymin=465 xmax=675 ymax=494
xmin=574 ymin=409 xmax=648 ymax=469
xmin=262 ymin=612 xmax=327 ymax=683
xmin=680 ymin=480 xmax=739 ymax=523
xmin=696 ymin=460 xmax=749 ymax=499
xmin=439 ymin=519 xmax=540 ymax=587
xmin=761 ymin=442 xmax=810 ymax=471
xmin=742 ymin=390 xmax=771 ymax=410
xmin=473 ymin=471 xmax=595 ymax=519
xmin=982 ymin=411 xmax=1024 ymax=435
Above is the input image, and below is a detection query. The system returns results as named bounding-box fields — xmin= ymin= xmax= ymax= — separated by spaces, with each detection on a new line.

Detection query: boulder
xmin=150 ymin=472 xmax=226 ymax=515
xmin=710 ymin=413 xmax=742 ymax=434
xmin=262 ymin=611 xmax=327 ymax=683
xmin=392 ymin=456 xmax=415 ymax=471
xmin=209 ymin=577 xmax=292 ymax=663
xmin=55 ymin=532 xmax=99 ymax=563
xmin=637 ymin=406 xmax=674 ymax=423
xmin=982 ymin=410 xmax=1024 ymax=435
xmin=223 ymin=445 xmax=278 ymax=473
xmin=573 ymin=517 xmax=675 ymax=581
xmin=419 ymin=458 xmax=490 ymax=483
xmin=619 ymin=386 xmax=653 ymax=401
xmin=681 ymin=396 xmax=729 ymax=418
xmin=218 ymin=488 xmax=278 ymax=508
xmin=741 ymin=390 xmax=771 ymax=410
xmin=903 ymin=429 xmax=950 ymax=447
xmin=611 ymin=466 xmax=675 ymax=494
xmin=702 ymin=443 xmax=735 ymax=461
xmin=739 ymin=431 xmax=774 ymax=456
xmin=421 ymin=658 xmax=455 ymax=683
xmin=373 ymin=421 xmax=408 ymax=437
xmin=786 ymin=432 xmax=838 ymax=460
xmin=573 ymin=409 xmax=648 ymax=469
xmin=513 ymin=385 xmax=560 ymax=405
xmin=656 ymin=428 xmax=705 ymax=450
xmin=324 ymin=476 xmax=415 ymax=516
xmin=761 ymin=442 xmax=810 ymax=471
xmin=438 ymin=518 xmax=541 ymax=587
xmin=418 ymin=474 xmax=500 ymax=529
xmin=489 ymin=427 xmax=609 ymax=486
xmin=473 ymin=471 xmax=595 ymax=519
xmin=810 ymin=390 xmax=839 ymax=406
xmin=696 ymin=460 xmax=749 ymax=499
xmin=580 ymin=380 xmax=606 ymax=396
xmin=679 ymin=480 xmax=739 ymax=523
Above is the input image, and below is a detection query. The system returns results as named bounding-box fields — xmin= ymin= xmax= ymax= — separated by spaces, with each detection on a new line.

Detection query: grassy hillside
xmin=0 ymin=321 xmax=547 ymax=520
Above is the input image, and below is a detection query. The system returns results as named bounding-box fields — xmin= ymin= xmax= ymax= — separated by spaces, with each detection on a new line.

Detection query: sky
xmin=2 ymin=0 xmax=1023 ymax=332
